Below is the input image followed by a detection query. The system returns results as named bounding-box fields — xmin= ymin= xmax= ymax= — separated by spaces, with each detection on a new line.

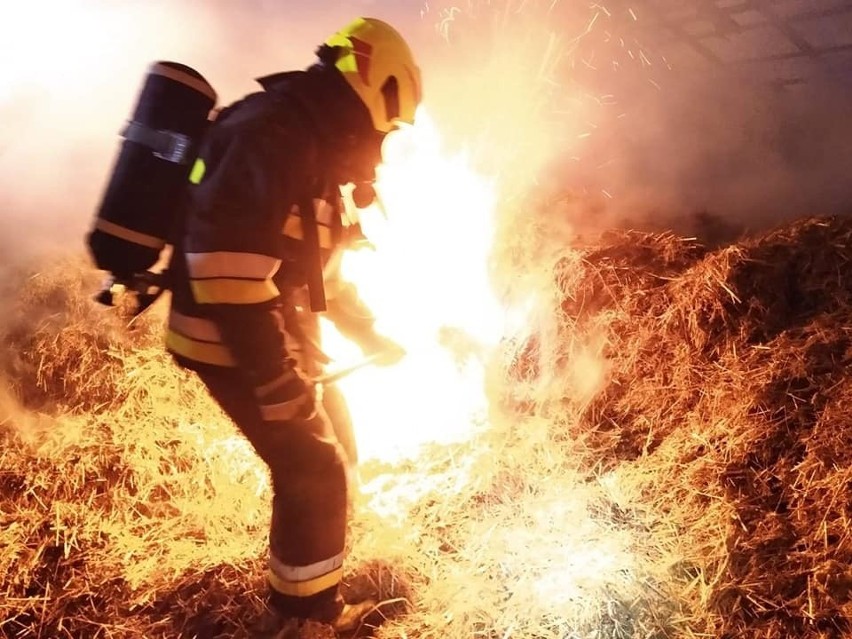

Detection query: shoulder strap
xmin=270 ymin=92 xmax=332 ymax=314
xmin=298 ymin=193 xmax=327 ymax=313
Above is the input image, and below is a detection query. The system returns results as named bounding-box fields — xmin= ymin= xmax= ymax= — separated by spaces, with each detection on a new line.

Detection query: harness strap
xmin=121 ymin=120 xmax=193 ymax=164
xmin=298 ymin=195 xmax=328 ymax=313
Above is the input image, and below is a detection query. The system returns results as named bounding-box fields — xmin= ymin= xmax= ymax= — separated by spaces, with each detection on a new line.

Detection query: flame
xmin=321 ymin=109 xmax=508 ymax=463
xmin=319 ymin=53 xmax=646 ymax=628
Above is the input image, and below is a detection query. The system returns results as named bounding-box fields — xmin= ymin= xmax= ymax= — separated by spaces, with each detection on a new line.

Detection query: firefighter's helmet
xmin=324 ymin=17 xmax=422 ymax=133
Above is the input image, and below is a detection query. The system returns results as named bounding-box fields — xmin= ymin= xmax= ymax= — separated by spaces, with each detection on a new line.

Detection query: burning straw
xmin=3 ymin=214 xmax=851 ymax=639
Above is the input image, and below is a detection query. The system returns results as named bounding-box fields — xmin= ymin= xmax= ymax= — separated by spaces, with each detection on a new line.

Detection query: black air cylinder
xmin=88 ymin=61 xmax=216 ymax=279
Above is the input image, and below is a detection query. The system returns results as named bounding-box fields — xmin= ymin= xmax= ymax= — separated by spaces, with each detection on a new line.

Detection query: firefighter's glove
xmin=253 ymin=367 xmax=318 ymax=423
xmin=360 ymin=332 xmax=406 ymax=367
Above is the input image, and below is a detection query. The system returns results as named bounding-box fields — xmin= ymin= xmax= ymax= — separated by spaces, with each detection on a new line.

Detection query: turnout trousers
xmin=196 ymin=366 xmax=349 ymax=619
xmin=279 ymin=290 xmax=359 ymax=466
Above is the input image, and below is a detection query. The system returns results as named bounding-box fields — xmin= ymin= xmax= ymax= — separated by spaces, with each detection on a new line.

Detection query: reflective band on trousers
xmin=169 ymin=309 xmax=224 ymax=342
xmin=259 ymin=393 xmax=312 ymax=422
xmin=94 ymin=218 xmax=165 ymax=250
xmin=166 ymin=330 xmax=235 ymax=366
xmin=313 ymin=199 xmax=336 ymax=226
xmin=254 ymin=369 xmax=299 ymax=398
xmin=166 ymin=310 xmax=235 ymax=366
xmin=268 ymin=552 xmax=344 ymax=598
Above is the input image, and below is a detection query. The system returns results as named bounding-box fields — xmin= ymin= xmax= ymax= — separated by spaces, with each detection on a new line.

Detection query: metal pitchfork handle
xmin=313 ymin=352 xmax=389 ymax=386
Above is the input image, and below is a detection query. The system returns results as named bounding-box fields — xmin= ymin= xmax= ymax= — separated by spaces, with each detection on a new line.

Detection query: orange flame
xmin=321 ymin=109 xmax=511 ymax=463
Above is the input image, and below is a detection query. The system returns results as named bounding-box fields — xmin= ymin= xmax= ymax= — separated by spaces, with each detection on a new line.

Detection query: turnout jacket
xmin=166 ymin=67 xmax=377 ymax=395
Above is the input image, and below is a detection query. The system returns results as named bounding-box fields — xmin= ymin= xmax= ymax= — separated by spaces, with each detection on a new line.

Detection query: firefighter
xmin=164 ymin=17 xmax=421 ymax=632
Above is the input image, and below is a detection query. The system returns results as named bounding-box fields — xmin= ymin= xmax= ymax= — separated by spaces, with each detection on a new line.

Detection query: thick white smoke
xmin=547 ymin=64 xmax=852 ymax=238
xmin=1 ymin=0 xmax=849 ymax=265
xmin=0 ymin=0 xmax=420 ymax=263
xmin=416 ymin=0 xmax=852 ymax=242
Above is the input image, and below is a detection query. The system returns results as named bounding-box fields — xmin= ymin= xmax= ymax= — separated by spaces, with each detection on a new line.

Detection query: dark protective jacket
xmin=165 ymin=65 xmax=386 ymax=608
xmin=166 ymin=66 xmax=379 ymax=390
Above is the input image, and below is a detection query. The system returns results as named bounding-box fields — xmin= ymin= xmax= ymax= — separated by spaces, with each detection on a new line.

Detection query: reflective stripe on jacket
xmin=166 ymin=69 xmax=379 ymax=387
xmin=166 ymin=80 xmax=340 ymax=384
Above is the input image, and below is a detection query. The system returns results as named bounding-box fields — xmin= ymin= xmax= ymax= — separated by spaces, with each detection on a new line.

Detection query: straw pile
xmin=0 ymin=258 xmax=275 ymax=637
xmin=534 ymin=215 xmax=852 ymax=638
xmin=1 ymin=215 xmax=850 ymax=639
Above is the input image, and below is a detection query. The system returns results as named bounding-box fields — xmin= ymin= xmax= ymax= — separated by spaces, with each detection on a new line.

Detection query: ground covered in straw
xmin=1 ymin=214 xmax=850 ymax=639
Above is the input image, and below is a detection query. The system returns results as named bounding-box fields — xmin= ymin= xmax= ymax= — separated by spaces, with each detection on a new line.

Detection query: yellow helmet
xmin=324 ymin=17 xmax=422 ymax=133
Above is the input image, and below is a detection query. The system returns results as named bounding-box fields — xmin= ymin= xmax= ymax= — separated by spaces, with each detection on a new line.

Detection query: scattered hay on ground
xmin=2 ymin=215 xmax=850 ymax=639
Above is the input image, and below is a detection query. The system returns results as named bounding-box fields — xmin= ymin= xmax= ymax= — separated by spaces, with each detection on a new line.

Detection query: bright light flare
xmin=357 ymin=111 xmax=503 ymax=345
xmin=476 ymin=481 xmax=642 ymax=630
xmin=0 ymin=2 xmax=121 ymax=97
xmin=322 ymin=109 xmax=510 ymax=463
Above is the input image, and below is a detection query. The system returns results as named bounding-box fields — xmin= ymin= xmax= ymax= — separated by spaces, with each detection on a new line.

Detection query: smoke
xmin=414 ymin=0 xmax=852 ymax=241
xmin=0 ymin=0 xmax=421 ymax=264
xmin=550 ymin=64 xmax=852 ymax=239
xmin=2 ymin=0 xmax=850 ymax=267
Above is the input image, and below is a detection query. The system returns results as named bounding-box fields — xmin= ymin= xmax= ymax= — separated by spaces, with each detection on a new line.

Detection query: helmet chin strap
xmin=328 ymin=129 xmax=383 ymax=199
